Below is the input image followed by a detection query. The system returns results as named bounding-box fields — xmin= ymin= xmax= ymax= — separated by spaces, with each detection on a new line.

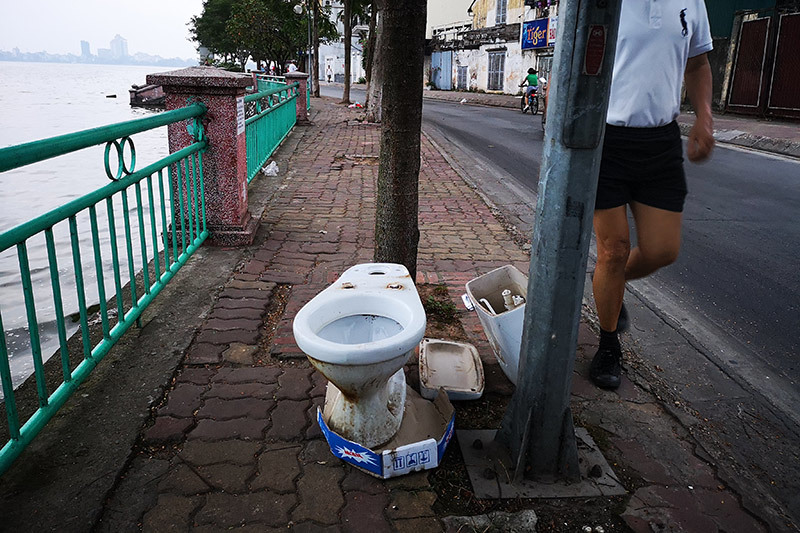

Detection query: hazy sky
xmin=0 ymin=0 xmax=205 ymax=59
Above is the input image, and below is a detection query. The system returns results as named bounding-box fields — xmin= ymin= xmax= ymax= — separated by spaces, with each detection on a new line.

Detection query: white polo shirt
xmin=606 ymin=0 xmax=713 ymax=128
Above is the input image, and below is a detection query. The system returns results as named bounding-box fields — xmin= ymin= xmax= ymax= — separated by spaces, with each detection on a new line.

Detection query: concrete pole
xmin=496 ymin=0 xmax=623 ymax=482
xmin=147 ymin=66 xmax=258 ymax=246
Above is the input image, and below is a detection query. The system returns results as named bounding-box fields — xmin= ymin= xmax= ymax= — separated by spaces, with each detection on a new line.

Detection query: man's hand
xmin=685 ymin=53 xmax=715 ymax=162
xmin=688 ymin=114 xmax=714 ymax=162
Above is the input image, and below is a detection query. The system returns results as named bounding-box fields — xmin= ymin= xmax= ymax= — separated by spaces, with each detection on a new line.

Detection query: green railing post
xmin=285 ymin=71 xmax=310 ymax=124
xmin=147 ymin=66 xmax=259 ymax=246
xmin=0 ymin=104 xmax=208 ymax=476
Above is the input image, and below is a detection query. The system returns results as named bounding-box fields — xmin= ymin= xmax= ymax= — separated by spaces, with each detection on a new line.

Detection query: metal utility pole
xmin=497 ymin=0 xmax=623 ymax=482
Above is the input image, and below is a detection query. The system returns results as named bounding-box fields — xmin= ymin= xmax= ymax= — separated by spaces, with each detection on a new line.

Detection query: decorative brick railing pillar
xmin=147 ymin=66 xmax=258 ymax=246
xmin=285 ymin=71 xmax=310 ymax=124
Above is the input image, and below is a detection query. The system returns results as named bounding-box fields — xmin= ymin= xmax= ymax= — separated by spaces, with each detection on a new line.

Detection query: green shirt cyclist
xmin=519 ymin=68 xmax=539 ymax=111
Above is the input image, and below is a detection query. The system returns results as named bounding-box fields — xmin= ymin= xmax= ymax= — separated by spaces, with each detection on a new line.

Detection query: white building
xmin=317 ymin=0 xmax=366 ymax=84
xmin=110 ymin=34 xmax=128 ymax=59
xmin=427 ymin=0 xmax=560 ymax=94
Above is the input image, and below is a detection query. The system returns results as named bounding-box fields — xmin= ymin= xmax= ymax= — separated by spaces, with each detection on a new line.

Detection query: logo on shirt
xmin=680 ymin=9 xmax=688 ymax=36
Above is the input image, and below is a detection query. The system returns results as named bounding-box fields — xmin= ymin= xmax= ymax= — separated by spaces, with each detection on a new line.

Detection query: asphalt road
xmin=322 ymin=85 xmax=800 ymax=411
xmin=420 ymin=98 xmax=800 ymax=414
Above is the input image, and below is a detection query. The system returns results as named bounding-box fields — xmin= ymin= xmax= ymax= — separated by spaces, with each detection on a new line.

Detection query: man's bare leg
xmin=590 ymin=205 xmax=630 ymax=389
xmin=593 ymin=206 xmax=631 ymax=332
xmin=626 ymin=201 xmax=683 ymax=281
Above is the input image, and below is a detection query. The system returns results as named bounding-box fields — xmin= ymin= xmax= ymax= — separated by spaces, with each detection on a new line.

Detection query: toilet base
xmin=325 ymin=369 xmax=407 ymax=448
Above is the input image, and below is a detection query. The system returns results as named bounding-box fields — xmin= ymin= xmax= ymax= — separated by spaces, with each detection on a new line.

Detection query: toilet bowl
xmin=292 ymin=263 xmax=426 ymax=448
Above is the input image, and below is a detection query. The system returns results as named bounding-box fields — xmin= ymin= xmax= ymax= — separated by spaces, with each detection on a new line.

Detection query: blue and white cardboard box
xmin=317 ymin=384 xmax=456 ymax=479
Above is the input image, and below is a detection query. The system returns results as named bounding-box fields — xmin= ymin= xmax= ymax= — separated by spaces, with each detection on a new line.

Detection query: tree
xmin=227 ymin=0 xmax=307 ymax=71
xmin=340 ymin=0 xmax=353 ymax=103
xmin=189 ymin=0 xmax=248 ymax=68
xmin=339 ymin=0 xmax=371 ymax=104
xmin=373 ymin=0 xmax=427 ymax=280
xmin=312 ymin=0 xmax=321 ymax=97
xmin=190 ymin=0 xmax=337 ymax=73
xmin=364 ymin=0 xmax=384 ymax=122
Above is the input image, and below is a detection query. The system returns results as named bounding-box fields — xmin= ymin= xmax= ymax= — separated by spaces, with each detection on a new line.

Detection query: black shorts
xmin=595 ymin=121 xmax=687 ymax=212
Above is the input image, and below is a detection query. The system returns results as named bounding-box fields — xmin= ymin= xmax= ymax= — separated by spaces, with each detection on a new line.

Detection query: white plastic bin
xmin=465 ymin=265 xmax=528 ymax=385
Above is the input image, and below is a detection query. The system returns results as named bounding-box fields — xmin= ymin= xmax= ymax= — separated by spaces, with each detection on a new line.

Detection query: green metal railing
xmin=255 ymin=74 xmax=288 ymax=92
xmin=0 ymin=103 xmax=208 ymax=475
xmin=245 ymin=83 xmax=299 ymax=183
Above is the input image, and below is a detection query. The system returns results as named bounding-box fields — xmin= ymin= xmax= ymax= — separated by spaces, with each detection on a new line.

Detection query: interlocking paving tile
xmin=341 ymin=491 xmax=392 ymax=533
xmin=291 ymin=463 xmax=345 ymax=525
xmin=179 ymin=439 xmax=261 ymax=466
xmin=251 ymin=443 xmax=302 ymax=493
xmin=189 ymin=417 xmax=268 ymax=441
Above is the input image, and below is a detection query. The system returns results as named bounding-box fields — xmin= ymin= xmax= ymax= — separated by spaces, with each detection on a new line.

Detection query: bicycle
xmin=520 ymin=91 xmax=539 ymax=115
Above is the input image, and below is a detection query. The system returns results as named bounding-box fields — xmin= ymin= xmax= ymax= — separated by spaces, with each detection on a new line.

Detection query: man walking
xmin=590 ymin=0 xmax=715 ymax=389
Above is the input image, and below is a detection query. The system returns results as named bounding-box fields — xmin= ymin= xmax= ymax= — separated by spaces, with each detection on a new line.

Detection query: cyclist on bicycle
xmin=519 ymin=68 xmax=539 ymax=112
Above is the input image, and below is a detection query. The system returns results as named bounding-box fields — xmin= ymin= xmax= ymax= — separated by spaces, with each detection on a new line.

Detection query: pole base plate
xmin=457 ymin=428 xmax=626 ymax=499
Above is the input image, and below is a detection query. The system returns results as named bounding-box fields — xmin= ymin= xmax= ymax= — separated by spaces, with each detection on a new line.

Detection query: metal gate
xmin=457 ymin=66 xmax=468 ymax=90
xmin=727 ymin=10 xmax=800 ymax=119
xmin=767 ymin=12 xmax=800 ymax=115
xmin=488 ymin=51 xmax=505 ymax=91
xmin=728 ymin=17 xmax=770 ymax=110
xmin=431 ymin=51 xmax=453 ymax=90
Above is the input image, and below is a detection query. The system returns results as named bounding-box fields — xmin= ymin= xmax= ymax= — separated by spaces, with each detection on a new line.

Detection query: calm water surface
xmin=0 ymin=61 xmax=176 ymax=393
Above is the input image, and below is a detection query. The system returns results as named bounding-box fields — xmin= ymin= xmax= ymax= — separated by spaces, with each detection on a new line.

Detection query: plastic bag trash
xmin=348 ymin=102 xmax=364 ymax=108
xmin=460 ymin=98 xmax=467 ymax=104
xmin=262 ymin=161 xmax=279 ymax=176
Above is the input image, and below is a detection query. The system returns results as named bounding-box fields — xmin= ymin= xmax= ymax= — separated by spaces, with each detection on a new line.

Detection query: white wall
xmin=427 ymin=0 xmax=474 ymax=38
xmin=318 ymin=39 xmax=365 ymax=83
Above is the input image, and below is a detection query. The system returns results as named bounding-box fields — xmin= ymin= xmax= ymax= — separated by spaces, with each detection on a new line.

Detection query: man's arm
xmin=684 ymin=53 xmax=714 ymax=162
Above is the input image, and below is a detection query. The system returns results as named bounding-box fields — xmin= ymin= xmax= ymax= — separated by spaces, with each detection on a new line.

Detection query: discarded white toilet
xmin=465 ymin=265 xmax=528 ymax=385
xmin=292 ymin=263 xmax=426 ymax=448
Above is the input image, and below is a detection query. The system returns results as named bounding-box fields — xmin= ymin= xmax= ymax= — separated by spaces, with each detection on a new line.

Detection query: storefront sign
xmin=521 ymin=18 xmax=550 ymax=50
xmin=548 ymin=15 xmax=558 ymax=46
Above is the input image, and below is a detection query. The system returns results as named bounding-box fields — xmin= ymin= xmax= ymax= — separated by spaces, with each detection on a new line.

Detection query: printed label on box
xmin=381 ymin=439 xmax=438 ymax=478
xmin=317 ymin=409 xmax=382 ymax=477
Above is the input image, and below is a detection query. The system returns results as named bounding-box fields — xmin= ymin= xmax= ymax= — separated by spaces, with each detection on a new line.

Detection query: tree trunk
xmin=341 ymin=0 xmax=352 ymax=104
xmin=364 ymin=0 xmax=384 ymax=123
xmin=373 ymin=0 xmax=426 ymax=280
xmin=364 ymin=0 xmax=377 ymax=97
xmin=313 ymin=0 xmax=321 ymax=97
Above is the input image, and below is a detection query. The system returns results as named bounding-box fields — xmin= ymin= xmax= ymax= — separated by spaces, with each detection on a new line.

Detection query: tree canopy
xmin=190 ymin=0 xmax=338 ymax=71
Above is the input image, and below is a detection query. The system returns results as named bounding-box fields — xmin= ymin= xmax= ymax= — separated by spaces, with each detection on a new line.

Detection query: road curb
xmin=668 ymin=122 xmax=800 ymax=160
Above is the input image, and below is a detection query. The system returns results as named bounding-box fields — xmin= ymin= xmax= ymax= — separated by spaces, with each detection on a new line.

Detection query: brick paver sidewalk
xmin=95 ymin=99 xmax=766 ymax=532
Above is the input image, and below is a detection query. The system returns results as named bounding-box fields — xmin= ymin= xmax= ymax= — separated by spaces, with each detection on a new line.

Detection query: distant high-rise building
xmin=97 ymin=48 xmax=112 ymax=60
xmin=80 ymin=40 xmax=91 ymax=58
xmin=110 ymin=34 xmax=128 ymax=59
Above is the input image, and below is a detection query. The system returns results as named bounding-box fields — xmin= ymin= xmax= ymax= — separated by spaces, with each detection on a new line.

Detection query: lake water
xmin=0 ymin=62 xmax=177 ymax=394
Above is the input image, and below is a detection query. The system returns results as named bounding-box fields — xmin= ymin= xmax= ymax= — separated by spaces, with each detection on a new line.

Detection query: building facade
xmin=427 ymin=0 xmax=560 ymax=94
xmin=316 ymin=0 xmax=366 ymax=83
xmin=712 ymin=0 xmax=800 ymax=118
xmin=110 ymin=34 xmax=128 ymax=60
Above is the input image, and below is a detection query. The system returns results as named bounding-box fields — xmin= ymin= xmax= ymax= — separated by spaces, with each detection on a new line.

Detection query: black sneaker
xmin=590 ymin=346 xmax=622 ymax=389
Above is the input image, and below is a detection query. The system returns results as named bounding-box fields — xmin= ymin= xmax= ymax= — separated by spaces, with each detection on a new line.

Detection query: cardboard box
xmin=317 ymin=384 xmax=455 ymax=478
